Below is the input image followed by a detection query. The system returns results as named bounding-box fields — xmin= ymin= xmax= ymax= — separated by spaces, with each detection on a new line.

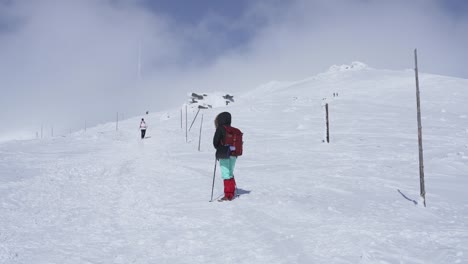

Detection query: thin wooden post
xmin=198 ymin=114 xmax=204 ymax=151
xmin=189 ymin=108 xmax=201 ymax=131
xmin=325 ymin=103 xmax=330 ymax=143
xmin=185 ymin=105 xmax=188 ymax=142
xmin=414 ymin=48 xmax=426 ymax=207
xmin=116 ymin=112 xmax=119 ymax=131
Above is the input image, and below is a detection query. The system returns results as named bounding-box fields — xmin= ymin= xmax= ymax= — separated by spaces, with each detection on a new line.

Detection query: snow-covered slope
xmin=1 ymin=63 xmax=467 ymax=264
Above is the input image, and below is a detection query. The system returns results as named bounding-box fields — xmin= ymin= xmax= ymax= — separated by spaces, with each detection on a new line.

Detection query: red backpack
xmin=223 ymin=125 xmax=243 ymax=156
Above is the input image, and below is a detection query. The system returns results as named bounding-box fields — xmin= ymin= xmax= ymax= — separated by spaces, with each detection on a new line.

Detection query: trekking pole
xmin=210 ymin=158 xmax=217 ymax=202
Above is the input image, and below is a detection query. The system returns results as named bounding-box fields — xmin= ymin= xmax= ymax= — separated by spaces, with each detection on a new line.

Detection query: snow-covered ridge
xmin=242 ymin=62 xmax=372 ymax=98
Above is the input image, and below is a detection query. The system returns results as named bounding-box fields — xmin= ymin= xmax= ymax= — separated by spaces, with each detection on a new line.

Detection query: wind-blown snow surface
xmin=1 ymin=63 xmax=467 ymax=263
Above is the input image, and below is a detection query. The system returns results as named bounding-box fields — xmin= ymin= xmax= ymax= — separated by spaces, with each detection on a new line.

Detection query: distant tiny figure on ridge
xmin=139 ymin=118 xmax=147 ymax=139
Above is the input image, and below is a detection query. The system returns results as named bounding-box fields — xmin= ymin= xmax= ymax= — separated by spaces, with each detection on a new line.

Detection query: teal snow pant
xmin=219 ymin=156 xmax=237 ymax=180
xmin=219 ymin=156 xmax=237 ymax=200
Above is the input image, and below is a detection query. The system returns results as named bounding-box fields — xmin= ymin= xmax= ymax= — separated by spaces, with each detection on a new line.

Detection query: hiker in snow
xmin=213 ymin=111 xmax=242 ymax=201
xmin=139 ymin=118 xmax=147 ymax=139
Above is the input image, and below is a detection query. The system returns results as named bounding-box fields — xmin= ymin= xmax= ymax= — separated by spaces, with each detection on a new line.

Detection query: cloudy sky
xmin=1 ymin=0 xmax=467 ymax=140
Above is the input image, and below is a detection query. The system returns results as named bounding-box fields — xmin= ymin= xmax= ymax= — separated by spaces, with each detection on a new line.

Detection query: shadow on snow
xmin=397 ymin=189 xmax=418 ymax=205
xmin=236 ymin=188 xmax=251 ymax=197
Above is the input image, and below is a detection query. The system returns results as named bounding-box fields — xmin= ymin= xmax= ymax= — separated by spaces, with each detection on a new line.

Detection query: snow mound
xmin=326 ymin=61 xmax=369 ymax=73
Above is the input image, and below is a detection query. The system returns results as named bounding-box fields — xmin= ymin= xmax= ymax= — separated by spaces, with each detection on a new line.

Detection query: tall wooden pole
xmin=198 ymin=114 xmax=204 ymax=151
xmin=137 ymin=40 xmax=142 ymax=81
xmin=325 ymin=103 xmax=330 ymax=143
xmin=414 ymin=49 xmax=426 ymax=207
xmin=116 ymin=112 xmax=119 ymax=131
xmin=185 ymin=105 xmax=188 ymax=142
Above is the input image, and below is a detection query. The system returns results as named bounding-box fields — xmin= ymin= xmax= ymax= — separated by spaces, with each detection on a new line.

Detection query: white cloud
xmin=0 ymin=0 xmax=185 ymax=137
xmin=1 ymin=0 xmax=467 ymax=139
xmin=165 ymin=0 xmax=468 ymax=101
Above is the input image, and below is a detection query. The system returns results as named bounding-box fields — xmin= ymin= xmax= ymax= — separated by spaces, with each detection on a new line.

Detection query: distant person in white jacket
xmin=139 ymin=118 xmax=147 ymax=139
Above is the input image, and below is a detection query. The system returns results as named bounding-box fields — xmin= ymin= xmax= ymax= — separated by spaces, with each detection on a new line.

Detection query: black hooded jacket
xmin=213 ymin=112 xmax=231 ymax=158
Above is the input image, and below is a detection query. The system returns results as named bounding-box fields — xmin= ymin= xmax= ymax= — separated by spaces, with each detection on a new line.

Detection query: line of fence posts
xmin=34 ymin=106 xmax=207 ymax=145
xmin=36 ymin=112 xmax=129 ymax=139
